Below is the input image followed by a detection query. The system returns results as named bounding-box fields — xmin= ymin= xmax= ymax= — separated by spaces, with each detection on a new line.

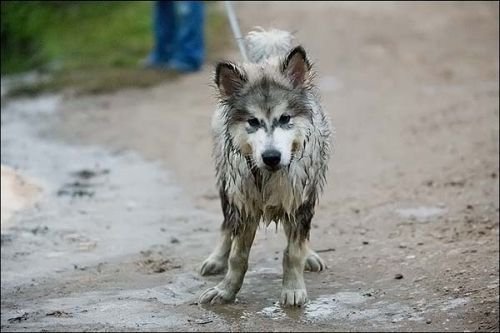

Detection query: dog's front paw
xmin=200 ymin=256 xmax=227 ymax=276
xmin=305 ymin=250 xmax=326 ymax=272
xmin=199 ymin=285 xmax=235 ymax=305
xmin=280 ymin=288 xmax=308 ymax=307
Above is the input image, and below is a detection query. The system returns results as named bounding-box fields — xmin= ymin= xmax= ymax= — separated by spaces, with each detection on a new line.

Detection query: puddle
xmin=256 ymin=291 xmax=424 ymax=326
xmin=258 ymin=302 xmax=287 ymax=320
xmin=395 ymin=206 xmax=446 ymax=221
xmin=304 ymin=292 xmax=423 ymax=325
xmin=1 ymin=93 xmax=228 ymax=330
xmin=56 ymin=167 xmax=110 ymax=198
xmin=304 ymin=292 xmax=371 ymax=322
xmin=11 ymin=290 xmax=193 ymax=329
xmin=0 ymin=94 xmax=215 ymax=288
xmin=1 ymin=94 xmax=61 ymax=115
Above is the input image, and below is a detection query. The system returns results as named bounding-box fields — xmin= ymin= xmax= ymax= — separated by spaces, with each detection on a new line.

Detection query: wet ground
xmin=1 ymin=2 xmax=499 ymax=332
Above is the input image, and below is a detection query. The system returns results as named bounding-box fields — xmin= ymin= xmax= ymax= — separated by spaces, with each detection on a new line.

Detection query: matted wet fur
xmin=199 ymin=28 xmax=332 ymax=307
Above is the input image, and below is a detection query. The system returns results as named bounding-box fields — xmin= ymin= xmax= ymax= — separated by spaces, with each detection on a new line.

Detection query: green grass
xmin=1 ymin=1 xmax=230 ymax=96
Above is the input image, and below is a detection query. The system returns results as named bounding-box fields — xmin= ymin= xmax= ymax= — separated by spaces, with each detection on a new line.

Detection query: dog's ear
xmin=282 ymin=46 xmax=311 ymax=88
xmin=215 ymin=62 xmax=247 ymax=97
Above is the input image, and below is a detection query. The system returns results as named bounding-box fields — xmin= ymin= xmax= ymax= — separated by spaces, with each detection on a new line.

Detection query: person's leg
xmin=169 ymin=1 xmax=205 ymax=72
xmin=148 ymin=1 xmax=176 ymax=66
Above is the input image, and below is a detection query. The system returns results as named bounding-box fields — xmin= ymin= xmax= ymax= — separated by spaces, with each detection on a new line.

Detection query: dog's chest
xmin=223 ymin=154 xmax=315 ymax=221
xmin=235 ymin=170 xmax=302 ymax=220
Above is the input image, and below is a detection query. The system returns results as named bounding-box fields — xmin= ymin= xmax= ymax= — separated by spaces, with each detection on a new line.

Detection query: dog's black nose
xmin=262 ymin=150 xmax=281 ymax=168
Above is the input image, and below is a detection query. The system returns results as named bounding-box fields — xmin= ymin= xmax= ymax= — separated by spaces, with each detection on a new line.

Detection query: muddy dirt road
xmin=1 ymin=2 xmax=499 ymax=332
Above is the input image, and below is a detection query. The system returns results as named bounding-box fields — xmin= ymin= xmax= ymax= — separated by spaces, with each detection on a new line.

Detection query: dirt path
xmin=1 ymin=2 xmax=499 ymax=332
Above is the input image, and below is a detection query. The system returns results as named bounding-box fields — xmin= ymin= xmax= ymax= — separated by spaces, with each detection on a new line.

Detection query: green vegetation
xmin=1 ymin=1 xmax=230 ymax=95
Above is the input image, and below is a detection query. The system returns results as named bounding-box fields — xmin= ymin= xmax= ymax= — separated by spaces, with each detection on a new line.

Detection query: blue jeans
xmin=150 ymin=1 xmax=205 ymax=72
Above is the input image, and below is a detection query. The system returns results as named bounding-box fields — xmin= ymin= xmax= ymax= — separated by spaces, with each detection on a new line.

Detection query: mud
xmin=1 ymin=2 xmax=499 ymax=332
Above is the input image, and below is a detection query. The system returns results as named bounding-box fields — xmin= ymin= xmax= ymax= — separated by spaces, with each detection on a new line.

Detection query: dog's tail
xmin=245 ymin=27 xmax=295 ymax=63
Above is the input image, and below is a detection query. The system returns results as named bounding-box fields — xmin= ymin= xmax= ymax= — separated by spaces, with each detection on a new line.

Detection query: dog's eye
xmin=248 ymin=118 xmax=260 ymax=127
xmin=279 ymin=115 xmax=290 ymax=125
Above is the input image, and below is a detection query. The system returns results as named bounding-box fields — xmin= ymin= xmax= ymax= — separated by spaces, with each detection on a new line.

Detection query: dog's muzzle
xmin=262 ymin=149 xmax=281 ymax=171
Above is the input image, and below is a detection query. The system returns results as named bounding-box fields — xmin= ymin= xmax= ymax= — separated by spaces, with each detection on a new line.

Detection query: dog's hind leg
xmin=200 ymin=228 xmax=232 ymax=276
xmin=304 ymin=242 xmax=326 ymax=272
xmin=200 ymin=187 xmax=239 ymax=276
xmin=199 ymin=223 xmax=258 ymax=304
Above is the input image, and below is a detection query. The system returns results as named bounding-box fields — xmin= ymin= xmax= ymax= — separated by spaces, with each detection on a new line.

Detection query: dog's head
xmin=215 ymin=46 xmax=314 ymax=172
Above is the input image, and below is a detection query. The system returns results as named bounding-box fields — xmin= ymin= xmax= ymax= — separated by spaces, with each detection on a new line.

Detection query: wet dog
xmin=199 ymin=29 xmax=332 ymax=306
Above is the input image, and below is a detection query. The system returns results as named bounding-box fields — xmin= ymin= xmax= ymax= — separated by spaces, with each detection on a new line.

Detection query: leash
xmin=224 ymin=1 xmax=248 ymax=62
